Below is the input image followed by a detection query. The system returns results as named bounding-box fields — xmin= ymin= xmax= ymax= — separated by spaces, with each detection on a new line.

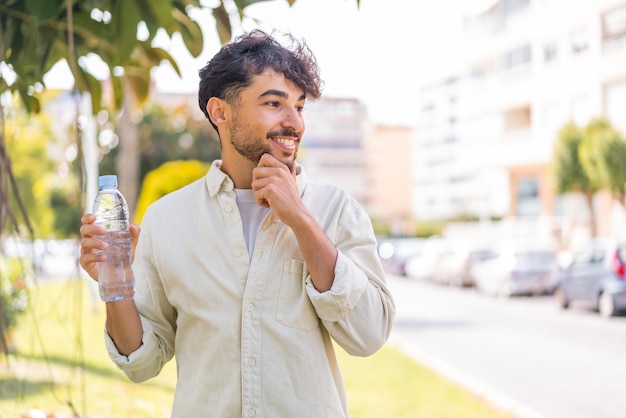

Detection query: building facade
xmin=298 ymin=98 xmax=369 ymax=205
xmin=412 ymin=0 xmax=626 ymax=245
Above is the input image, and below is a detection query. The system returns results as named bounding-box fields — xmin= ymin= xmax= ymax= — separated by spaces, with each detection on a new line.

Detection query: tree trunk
xmin=116 ymin=74 xmax=140 ymax=218
xmin=585 ymin=191 xmax=598 ymax=237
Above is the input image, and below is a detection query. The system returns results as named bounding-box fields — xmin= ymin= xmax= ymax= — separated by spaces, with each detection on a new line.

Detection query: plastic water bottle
xmin=93 ymin=175 xmax=135 ymax=301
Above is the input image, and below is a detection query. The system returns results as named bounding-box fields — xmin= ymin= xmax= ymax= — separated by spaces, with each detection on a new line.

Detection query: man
xmin=79 ymin=30 xmax=395 ymax=417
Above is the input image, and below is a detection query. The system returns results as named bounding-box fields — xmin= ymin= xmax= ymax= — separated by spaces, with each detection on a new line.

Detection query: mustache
xmin=267 ymin=128 xmax=300 ymax=139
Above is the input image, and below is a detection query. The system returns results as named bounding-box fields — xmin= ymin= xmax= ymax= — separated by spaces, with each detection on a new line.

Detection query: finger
xmin=80 ymin=237 xmax=107 ymax=254
xmin=128 ymin=224 xmax=141 ymax=261
xmin=257 ymin=153 xmax=291 ymax=172
xmin=250 ymin=178 xmax=270 ymax=207
xmin=129 ymin=224 xmax=140 ymax=239
xmin=80 ymin=251 xmax=105 ymax=266
xmin=257 ymin=153 xmax=279 ymax=167
xmin=81 ymin=213 xmax=96 ymax=224
xmin=257 ymin=198 xmax=270 ymax=208
xmin=80 ymin=223 xmax=105 ymax=239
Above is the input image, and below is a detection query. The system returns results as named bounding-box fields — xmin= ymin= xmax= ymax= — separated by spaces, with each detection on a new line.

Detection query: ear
xmin=206 ymin=97 xmax=230 ymax=127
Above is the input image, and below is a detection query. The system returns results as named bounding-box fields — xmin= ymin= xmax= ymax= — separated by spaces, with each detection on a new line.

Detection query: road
xmin=386 ymin=274 xmax=626 ymax=418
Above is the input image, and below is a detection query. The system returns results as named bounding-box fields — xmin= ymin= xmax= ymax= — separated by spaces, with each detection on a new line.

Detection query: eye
xmin=296 ymin=105 xmax=304 ymax=112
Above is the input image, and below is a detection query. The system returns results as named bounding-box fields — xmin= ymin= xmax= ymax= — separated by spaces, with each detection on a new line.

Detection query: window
xmin=516 ymin=177 xmax=540 ymax=217
xmin=603 ymin=6 xmax=626 ymax=46
xmin=571 ymin=29 xmax=589 ymax=54
xmin=544 ymin=41 xmax=558 ymax=62
xmin=571 ymin=248 xmax=594 ymax=266
xmin=502 ymin=44 xmax=531 ymax=71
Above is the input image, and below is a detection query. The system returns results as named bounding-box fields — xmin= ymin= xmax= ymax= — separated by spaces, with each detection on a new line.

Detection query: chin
xmin=283 ymin=159 xmax=295 ymax=172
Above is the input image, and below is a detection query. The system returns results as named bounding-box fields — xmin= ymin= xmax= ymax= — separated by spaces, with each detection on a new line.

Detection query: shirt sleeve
xmin=305 ymin=199 xmax=396 ymax=357
xmin=104 ymin=316 xmax=172 ymax=382
xmin=105 ymin=210 xmax=177 ymax=382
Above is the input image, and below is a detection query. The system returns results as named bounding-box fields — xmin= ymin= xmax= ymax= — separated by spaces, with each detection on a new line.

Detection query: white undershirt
xmin=234 ymin=189 xmax=271 ymax=258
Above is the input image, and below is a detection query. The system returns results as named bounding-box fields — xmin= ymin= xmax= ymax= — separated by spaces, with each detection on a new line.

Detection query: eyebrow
xmin=259 ymin=89 xmax=306 ymax=101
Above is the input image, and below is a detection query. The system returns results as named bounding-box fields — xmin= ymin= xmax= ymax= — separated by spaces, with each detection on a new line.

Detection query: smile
xmin=271 ymin=137 xmax=297 ymax=149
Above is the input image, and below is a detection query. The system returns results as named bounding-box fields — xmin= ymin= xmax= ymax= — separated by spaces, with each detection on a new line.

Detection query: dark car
xmin=555 ymin=239 xmax=626 ymax=318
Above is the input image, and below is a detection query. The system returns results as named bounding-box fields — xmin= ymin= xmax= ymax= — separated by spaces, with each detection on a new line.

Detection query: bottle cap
xmin=98 ymin=175 xmax=118 ymax=189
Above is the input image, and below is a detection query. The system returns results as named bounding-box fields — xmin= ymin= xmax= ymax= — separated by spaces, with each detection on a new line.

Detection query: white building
xmin=412 ymin=0 xmax=626 ymax=244
xmin=299 ymin=98 xmax=369 ymax=205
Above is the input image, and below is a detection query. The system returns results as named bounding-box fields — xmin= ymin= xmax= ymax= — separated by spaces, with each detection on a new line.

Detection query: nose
xmin=281 ymin=107 xmax=304 ymax=133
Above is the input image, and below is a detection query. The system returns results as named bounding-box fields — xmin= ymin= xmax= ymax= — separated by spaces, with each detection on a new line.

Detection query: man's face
xmin=227 ymin=70 xmax=306 ymax=171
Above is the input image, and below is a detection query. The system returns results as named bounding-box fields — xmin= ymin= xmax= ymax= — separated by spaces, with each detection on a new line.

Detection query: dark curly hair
xmin=198 ymin=30 xmax=323 ymax=134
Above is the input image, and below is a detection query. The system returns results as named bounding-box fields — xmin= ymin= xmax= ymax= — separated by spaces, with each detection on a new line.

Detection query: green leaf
xmin=143 ymin=45 xmax=181 ymax=77
xmin=72 ymin=11 xmax=111 ymax=44
xmin=142 ymin=0 xmax=179 ymax=35
xmin=82 ymin=69 xmax=104 ymax=114
xmin=69 ymin=60 xmax=104 ymax=114
xmin=71 ymin=59 xmax=89 ymax=92
xmin=212 ymin=3 xmax=231 ymax=45
xmin=25 ymin=0 xmax=64 ymax=21
xmin=36 ymin=27 xmax=59 ymax=75
xmin=124 ymin=65 xmax=151 ymax=103
xmin=111 ymin=73 xmax=124 ymax=109
xmin=113 ymin=0 xmax=143 ymax=64
xmin=232 ymin=0 xmax=277 ymax=8
xmin=1 ymin=12 xmax=23 ymax=59
xmin=172 ymin=8 xmax=203 ymax=57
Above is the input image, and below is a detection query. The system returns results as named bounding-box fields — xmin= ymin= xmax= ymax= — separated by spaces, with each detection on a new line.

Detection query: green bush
xmin=134 ymin=160 xmax=211 ymax=224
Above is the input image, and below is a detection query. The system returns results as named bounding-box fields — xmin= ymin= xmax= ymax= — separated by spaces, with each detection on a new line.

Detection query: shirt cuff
xmin=305 ymin=251 xmax=368 ymax=322
xmin=104 ymin=316 xmax=162 ymax=375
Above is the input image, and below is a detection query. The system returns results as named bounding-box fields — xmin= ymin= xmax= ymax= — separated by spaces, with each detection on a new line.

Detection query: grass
xmin=1 ymin=279 xmax=515 ymax=418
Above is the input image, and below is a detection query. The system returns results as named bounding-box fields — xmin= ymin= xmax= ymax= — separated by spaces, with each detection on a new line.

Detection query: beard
xmin=229 ymin=115 xmax=299 ymax=171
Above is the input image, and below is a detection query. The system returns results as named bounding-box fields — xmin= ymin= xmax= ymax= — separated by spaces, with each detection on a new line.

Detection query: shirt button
xmin=248 ymin=358 xmax=256 ymax=366
xmin=234 ymin=250 xmax=242 ymax=257
xmin=224 ymin=205 xmax=233 ymax=213
xmin=247 ymin=409 xmax=256 ymax=417
xmin=247 ymin=303 xmax=254 ymax=311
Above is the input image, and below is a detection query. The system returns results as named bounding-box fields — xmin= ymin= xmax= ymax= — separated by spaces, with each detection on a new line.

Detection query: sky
xmin=43 ymin=0 xmax=485 ymax=126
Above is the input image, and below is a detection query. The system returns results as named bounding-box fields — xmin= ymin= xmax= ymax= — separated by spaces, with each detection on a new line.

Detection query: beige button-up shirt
xmin=106 ymin=161 xmax=395 ymax=417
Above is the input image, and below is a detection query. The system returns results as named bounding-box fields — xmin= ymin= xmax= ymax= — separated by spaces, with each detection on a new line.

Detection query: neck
xmin=220 ymin=154 xmax=255 ymax=189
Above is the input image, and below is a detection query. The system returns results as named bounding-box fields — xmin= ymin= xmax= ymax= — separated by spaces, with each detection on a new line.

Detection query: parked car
xmin=446 ymin=246 xmax=498 ymax=287
xmin=554 ymin=239 xmax=626 ymax=318
xmin=377 ymin=237 xmax=423 ymax=276
xmin=471 ymin=245 xmax=558 ymax=297
xmin=419 ymin=240 xmax=495 ymax=287
xmin=404 ymin=238 xmax=447 ymax=281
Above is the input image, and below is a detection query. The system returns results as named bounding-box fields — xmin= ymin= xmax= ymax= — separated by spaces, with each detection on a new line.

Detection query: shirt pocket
xmin=275 ymin=259 xmax=320 ymax=332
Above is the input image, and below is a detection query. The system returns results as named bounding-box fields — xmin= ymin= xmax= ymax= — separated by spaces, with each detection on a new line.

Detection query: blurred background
xmin=2 ymin=0 xmax=626 ymax=417
xmin=4 ymin=0 xmax=626 ymax=253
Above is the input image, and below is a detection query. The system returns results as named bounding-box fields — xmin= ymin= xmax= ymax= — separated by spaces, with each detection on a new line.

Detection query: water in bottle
xmin=93 ymin=175 xmax=135 ymax=301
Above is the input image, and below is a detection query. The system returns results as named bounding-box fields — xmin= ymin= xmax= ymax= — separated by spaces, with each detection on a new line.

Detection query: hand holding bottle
xmin=79 ymin=213 xmax=140 ymax=281
xmin=79 ymin=175 xmax=140 ymax=301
